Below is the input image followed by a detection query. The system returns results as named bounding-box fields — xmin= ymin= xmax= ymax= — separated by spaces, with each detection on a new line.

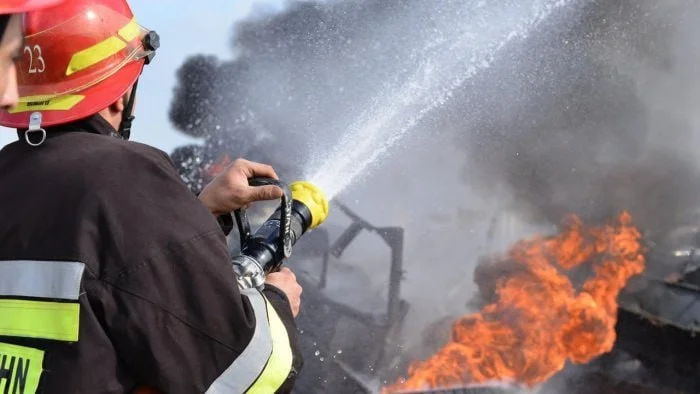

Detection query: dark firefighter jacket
xmin=0 ymin=115 xmax=302 ymax=394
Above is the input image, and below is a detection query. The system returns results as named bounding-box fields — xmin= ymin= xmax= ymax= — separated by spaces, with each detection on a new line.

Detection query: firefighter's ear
xmin=110 ymin=85 xmax=134 ymax=114
xmin=111 ymin=93 xmax=126 ymax=113
xmin=105 ymin=96 xmax=123 ymax=116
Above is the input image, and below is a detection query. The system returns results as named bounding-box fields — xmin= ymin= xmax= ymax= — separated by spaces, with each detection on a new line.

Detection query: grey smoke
xmin=455 ymin=0 xmax=700 ymax=237
xmin=167 ymin=0 xmax=700 ymax=388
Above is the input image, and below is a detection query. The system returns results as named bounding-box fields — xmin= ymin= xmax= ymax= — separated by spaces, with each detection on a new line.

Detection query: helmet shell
xmin=0 ymin=0 xmax=66 ymax=14
xmin=0 ymin=0 xmax=157 ymax=128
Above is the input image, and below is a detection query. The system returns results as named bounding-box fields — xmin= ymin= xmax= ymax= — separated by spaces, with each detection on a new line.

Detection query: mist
xmin=167 ymin=0 xmax=700 ymax=390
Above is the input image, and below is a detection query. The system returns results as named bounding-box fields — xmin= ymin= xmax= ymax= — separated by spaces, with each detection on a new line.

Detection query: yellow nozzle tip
xmin=290 ymin=181 xmax=329 ymax=229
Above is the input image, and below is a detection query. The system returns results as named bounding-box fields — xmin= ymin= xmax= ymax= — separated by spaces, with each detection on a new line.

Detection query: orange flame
xmin=383 ymin=212 xmax=645 ymax=392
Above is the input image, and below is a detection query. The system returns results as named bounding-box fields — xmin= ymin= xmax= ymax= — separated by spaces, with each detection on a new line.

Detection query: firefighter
xmin=0 ymin=0 xmax=67 ymax=107
xmin=0 ymin=1 xmax=304 ymax=393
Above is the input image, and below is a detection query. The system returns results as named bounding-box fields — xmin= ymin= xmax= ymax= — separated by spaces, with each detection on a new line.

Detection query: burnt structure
xmin=611 ymin=224 xmax=700 ymax=393
xmin=283 ymin=201 xmax=410 ymax=393
xmin=392 ymin=386 xmax=514 ymax=394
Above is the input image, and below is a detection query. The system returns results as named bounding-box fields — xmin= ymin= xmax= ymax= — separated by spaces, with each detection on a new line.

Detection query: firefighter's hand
xmin=265 ymin=267 xmax=303 ymax=317
xmin=198 ymin=158 xmax=284 ymax=215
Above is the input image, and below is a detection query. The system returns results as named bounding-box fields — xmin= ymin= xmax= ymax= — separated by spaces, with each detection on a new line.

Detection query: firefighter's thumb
xmin=247 ymin=185 xmax=284 ymax=202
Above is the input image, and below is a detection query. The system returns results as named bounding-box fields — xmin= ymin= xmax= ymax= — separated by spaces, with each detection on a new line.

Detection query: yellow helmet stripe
xmin=65 ymin=18 xmax=141 ymax=76
xmin=118 ymin=18 xmax=141 ymax=42
xmin=65 ymin=37 xmax=127 ymax=76
xmin=8 ymin=94 xmax=85 ymax=114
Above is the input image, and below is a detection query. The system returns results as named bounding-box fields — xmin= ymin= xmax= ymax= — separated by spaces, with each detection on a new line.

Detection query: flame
xmin=383 ymin=212 xmax=645 ymax=392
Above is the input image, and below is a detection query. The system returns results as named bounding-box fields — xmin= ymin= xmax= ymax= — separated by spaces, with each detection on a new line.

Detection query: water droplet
xmin=337 ymin=349 xmax=343 ymax=354
xmin=314 ymin=350 xmax=320 ymax=356
xmin=319 ymin=357 xmax=325 ymax=362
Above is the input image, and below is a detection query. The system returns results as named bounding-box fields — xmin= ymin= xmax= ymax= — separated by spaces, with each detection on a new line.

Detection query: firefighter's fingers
xmin=245 ymin=185 xmax=284 ymax=202
xmin=279 ymin=267 xmax=296 ymax=280
xmin=291 ymin=281 xmax=302 ymax=317
xmin=265 ymin=268 xmax=303 ymax=317
xmin=291 ymin=291 xmax=301 ymax=317
xmin=235 ymin=159 xmax=279 ymax=180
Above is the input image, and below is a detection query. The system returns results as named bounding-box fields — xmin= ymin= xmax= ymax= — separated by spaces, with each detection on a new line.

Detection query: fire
xmin=383 ymin=212 xmax=645 ymax=392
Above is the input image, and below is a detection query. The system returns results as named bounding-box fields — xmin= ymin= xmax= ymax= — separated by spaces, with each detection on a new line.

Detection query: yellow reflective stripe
xmin=8 ymin=94 xmax=85 ymax=113
xmin=246 ymin=298 xmax=294 ymax=394
xmin=65 ymin=18 xmax=141 ymax=76
xmin=205 ymin=289 xmax=272 ymax=394
xmin=65 ymin=37 xmax=127 ymax=76
xmin=204 ymin=289 xmax=295 ymax=394
xmin=118 ymin=18 xmax=141 ymax=41
xmin=0 ymin=342 xmax=45 ymax=394
xmin=0 ymin=300 xmax=79 ymax=342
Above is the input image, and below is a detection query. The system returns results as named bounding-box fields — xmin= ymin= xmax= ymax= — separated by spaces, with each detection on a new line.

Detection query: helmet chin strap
xmin=115 ymin=79 xmax=139 ymax=140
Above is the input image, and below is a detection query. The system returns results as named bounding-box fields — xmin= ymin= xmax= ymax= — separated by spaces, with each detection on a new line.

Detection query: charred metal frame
xmin=318 ymin=200 xmax=410 ymax=369
xmin=326 ymin=201 xmax=408 ymax=328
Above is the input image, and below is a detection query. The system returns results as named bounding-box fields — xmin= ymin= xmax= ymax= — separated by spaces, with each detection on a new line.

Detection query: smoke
xmin=455 ymin=0 xmax=700 ymax=239
xmin=168 ymin=0 xmax=700 ymax=236
xmin=167 ymin=0 xmax=700 ymax=390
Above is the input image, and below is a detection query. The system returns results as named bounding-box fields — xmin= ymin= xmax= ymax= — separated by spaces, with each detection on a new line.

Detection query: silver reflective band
xmin=0 ymin=260 xmax=85 ymax=300
xmin=205 ymin=288 xmax=273 ymax=394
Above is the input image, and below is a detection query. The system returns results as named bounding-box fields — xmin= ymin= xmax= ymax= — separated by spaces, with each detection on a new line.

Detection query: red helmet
xmin=0 ymin=0 xmax=159 ymax=129
xmin=0 ymin=0 xmax=65 ymax=14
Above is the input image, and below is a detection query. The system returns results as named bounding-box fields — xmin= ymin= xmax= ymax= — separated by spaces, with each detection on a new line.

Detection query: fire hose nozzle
xmin=290 ymin=180 xmax=329 ymax=230
xmin=231 ymin=178 xmax=329 ymax=290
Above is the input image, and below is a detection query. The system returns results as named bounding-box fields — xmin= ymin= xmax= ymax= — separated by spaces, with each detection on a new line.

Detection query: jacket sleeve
xmin=86 ymin=145 xmax=303 ymax=394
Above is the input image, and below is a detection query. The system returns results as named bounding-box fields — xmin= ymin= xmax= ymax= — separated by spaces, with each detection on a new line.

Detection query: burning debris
xmin=384 ymin=213 xmax=645 ymax=393
xmin=390 ymin=384 xmax=513 ymax=394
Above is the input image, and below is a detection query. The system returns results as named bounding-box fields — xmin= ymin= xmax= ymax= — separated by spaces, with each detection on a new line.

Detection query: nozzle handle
xmin=233 ymin=177 xmax=293 ymax=266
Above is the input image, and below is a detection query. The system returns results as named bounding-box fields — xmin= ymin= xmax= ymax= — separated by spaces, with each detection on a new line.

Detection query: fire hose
xmin=134 ymin=177 xmax=328 ymax=394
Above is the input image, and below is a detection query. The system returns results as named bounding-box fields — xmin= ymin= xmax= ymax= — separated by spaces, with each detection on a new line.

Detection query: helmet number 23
xmin=24 ymin=45 xmax=46 ymax=74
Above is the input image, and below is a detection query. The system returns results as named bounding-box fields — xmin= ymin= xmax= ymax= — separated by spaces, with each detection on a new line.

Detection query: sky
xmin=0 ymin=0 xmax=286 ymax=153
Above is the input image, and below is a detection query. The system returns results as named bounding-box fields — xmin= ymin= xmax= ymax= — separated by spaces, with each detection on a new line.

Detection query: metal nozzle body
xmin=231 ymin=254 xmax=266 ymax=290
xmin=232 ymin=180 xmax=329 ymax=290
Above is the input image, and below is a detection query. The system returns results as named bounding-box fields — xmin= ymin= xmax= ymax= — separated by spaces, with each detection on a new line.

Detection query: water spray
xmin=231 ymin=177 xmax=329 ymax=289
xmin=306 ymin=0 xmax=580 ymax=200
